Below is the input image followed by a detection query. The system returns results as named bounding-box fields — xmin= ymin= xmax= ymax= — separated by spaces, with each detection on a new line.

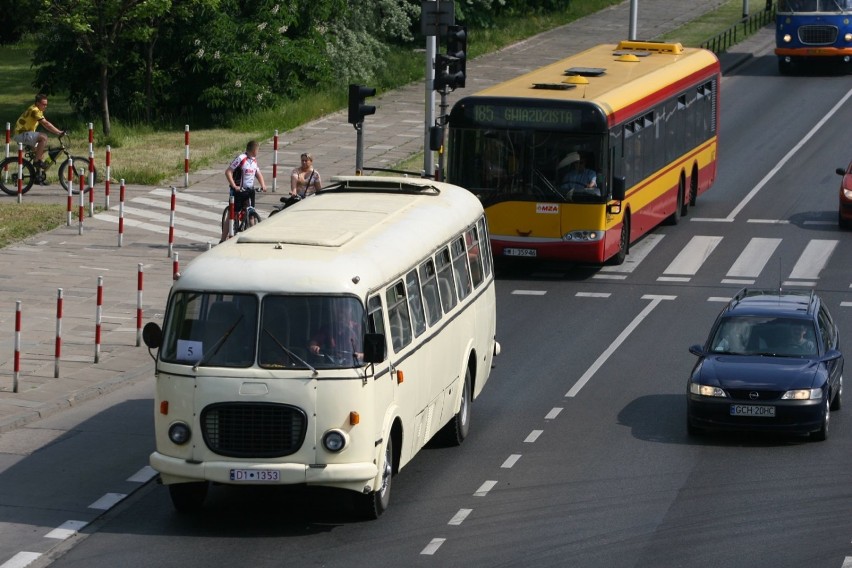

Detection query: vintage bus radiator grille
xmin=201 ymin=402 xmax=307 ymax=458
xmin=798 ymin=25 xmax=838 ymax=45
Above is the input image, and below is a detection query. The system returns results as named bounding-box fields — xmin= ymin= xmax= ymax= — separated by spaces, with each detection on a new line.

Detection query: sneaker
xmin=33 ymin=160 xmax=47 ymax=170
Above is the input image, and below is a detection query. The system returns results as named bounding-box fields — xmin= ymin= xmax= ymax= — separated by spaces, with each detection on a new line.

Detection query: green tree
xmin=34 ymin=0 xmax=173 ymax=135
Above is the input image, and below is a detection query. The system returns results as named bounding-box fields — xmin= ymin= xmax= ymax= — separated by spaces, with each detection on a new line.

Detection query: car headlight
xmin=322 ymin=429 xmax=348 ymax=452
xmin=563 ymin=230 xmax=603 ymax=242
xmin=782 ymin=33 xmax=792 ymax=43
xmin=168 ymin=421 xmax=191 ymax=445
xmin=689 ymin=383 xmax=727 ymax=397
xmin=781 ymin=388 xmax=823 ymax=400
xmin=843 ymin=188 xmax=852 ymax=200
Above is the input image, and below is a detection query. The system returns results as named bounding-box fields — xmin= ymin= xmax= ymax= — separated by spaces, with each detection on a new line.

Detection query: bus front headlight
xmin=322 ymin=430 xmax=349 ymax=452
xmin=782 ymin=33 xmax=792 ymax=43
xmin=168 ymin=421 xmax=191 ymax=445
xmin=564 ymin=230 xmax=604 ymax=242
xmin=845 ymin=32 xmax=852 ymax=42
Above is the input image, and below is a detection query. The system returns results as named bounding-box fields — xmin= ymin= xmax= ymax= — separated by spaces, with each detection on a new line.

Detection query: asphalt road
xmin=3 ymin=41 xmax=850 ymax=568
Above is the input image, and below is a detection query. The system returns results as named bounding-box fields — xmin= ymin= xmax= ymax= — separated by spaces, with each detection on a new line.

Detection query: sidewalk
xmin=0 ymin=0 xmax=776 ymax=434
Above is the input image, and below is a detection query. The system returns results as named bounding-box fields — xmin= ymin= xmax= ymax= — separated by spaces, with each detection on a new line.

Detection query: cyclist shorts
xmin=229 ymin=188 xmax=256 ymax=211
xmin=13 ymin=132 xmax=40 ymax=148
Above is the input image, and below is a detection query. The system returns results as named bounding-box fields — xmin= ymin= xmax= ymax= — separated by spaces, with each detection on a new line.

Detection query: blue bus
xmin=775 ymin=0 xmax=852 ymax=74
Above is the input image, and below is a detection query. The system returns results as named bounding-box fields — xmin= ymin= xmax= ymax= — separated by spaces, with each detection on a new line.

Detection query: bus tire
xmin=169 ymin=481 xmax=208 ymax=513
xmin=442 ymin=366 xmax=472 ymax=446
xmin=665 ymin=180 xmax=684 ymax=225
xmin=689 ymin=165 xmax=699 ymax=207
xmin=778 ymin=58 xmax=793 ymax=75
xmin=355 ymin=430 xmax=394 ymax=519
xmin=609 ymin=214 xmax=630 ymax=266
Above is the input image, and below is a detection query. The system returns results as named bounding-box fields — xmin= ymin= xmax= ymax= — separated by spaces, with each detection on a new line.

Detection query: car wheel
xmin=830 ymin=375 xmax=842 ymax=411
xmin=839 ymin=211 xmax=851 ymax=230
xmin=811 ymin=398 xmax=830 ymax=441
xmin=686 ymin=413 xmax=702 ymax=437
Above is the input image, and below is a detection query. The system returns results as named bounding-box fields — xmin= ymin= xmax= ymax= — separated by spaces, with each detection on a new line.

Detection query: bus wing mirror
xmin=611 ymin=176 xmax=626 ymax=201
xmin=363 ymin=333 xmax=386 ymax=363
xmin=143 ymin=321 xmax=162 ymax=349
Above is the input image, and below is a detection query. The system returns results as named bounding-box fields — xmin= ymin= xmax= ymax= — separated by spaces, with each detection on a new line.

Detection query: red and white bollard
xmin=168 ymin=186 xmax=176 ymax=257
xmin=66 ymin=157 xmax=74 ymax=226
xmin=184 ymin=125 xmax=190 ymax=188
xmin=173 ymin=252 xmax=180 ymax=281
xmin=55 ymin=289 xmax=63 ymax=378
xmin=228 ymin=194 xmax=235 ymax=239
xmin=136 ymin=264 xmax=144 ymax=347
xmin=104 ymin=145 xmax=111 ymax=210
xmin=94 ymin=276 xmax=103 ymax=363
xmin=88 ymin=123 xmax=94 ymax=155
xmin=17 ymin=142 xmax=23 ymax=203
xmin=88 ymin=149 xmax=95 ymax=217
xmin=13 ymin=300 xmax=21 ymax=393
xmin=272 ymin=130 xmax=279 ymax=192
xmin=78 ymin=174 xmax=85 ymax=235
xmin=118 ymin=179 xmax=126 ymax=247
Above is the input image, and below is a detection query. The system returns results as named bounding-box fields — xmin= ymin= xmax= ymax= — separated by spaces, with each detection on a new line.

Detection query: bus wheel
xmin=355 ymin=431 xmax=394 ymax=519
xmin=609 ymin=215 xmax=629 ymax=266
xmin=169 ymin=481 xmax=208 ymax=513
xmin=689 ymin=168 xmax=699 ymax=207
xmin=778 ymin=58 xmax=793 ymax=75
xmin=442 ymin=366 xmax=472 ymax=446
xmin=665 ymin=181 xmax=684 ymax=225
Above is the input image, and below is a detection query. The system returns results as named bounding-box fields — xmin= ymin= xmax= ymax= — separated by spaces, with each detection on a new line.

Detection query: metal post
xmin=355 ymin=124 xmax=365 ymax=175
xmin=629 ymin=0 xmax=639 ymax=40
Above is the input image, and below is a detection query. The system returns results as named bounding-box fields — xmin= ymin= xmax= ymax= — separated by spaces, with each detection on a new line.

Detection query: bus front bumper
xmin=150 ymin=451 xmax=378 ymax=487
xmin=775 ymin=47 xmax=852 ymax=58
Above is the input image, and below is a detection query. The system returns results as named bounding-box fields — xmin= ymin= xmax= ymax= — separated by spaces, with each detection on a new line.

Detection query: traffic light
xmin=446 ymin=25 xmax=467 ymax=89
xmin=348 ymin=84 xmax=376 ymax=125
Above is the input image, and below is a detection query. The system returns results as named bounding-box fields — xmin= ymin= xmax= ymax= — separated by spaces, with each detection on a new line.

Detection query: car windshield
xmin=710 ymin=316 xmax=818 ymax=357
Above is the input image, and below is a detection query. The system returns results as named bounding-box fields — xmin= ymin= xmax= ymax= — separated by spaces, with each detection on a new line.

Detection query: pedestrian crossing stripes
xmin=593 ymin=234 xmax=841 ymax=286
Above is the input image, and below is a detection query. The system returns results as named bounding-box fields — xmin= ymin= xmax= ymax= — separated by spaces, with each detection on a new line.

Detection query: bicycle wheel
xmin=247 ymin=209 xmax=261 ymax=228
xmin=59 ymin=156 xmax=96 ymax=192
xmin=0 ymin=157 xmax=35 ymax=196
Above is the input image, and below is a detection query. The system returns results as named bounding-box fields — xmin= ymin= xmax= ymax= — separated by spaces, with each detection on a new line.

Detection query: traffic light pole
xmin=436 ymin=87 xmax=449 ymax=182
xmin=355 ymin=123 xmax=365 ymax=175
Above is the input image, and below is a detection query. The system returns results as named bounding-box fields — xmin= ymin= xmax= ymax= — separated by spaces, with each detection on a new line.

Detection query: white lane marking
xmin=120 ymin=205 xmax=220 ymax=232
xmin=474 ymin=480 xmax=497 ymax=497
xmin=88 ymin=493 xmax=127 ymax=510
xmin=721 ymin=279 xmax=754 ymax=285
xmin=576 ymin=292 xmax=610 ymax=298
xmin=727 ymin=86 xmax=852 ymax=221
xmin=598 ymin=233 xmax=664 ymax=274
xmin=448 ymin=509 xmax=472 ymax=525
xmin=782 ymin=280 xmax=816 ymax=288
xmin=789 ymin=240 xmax=838 ymax=280
xmin=127 ymin=466 xmax=158 ymax=483
xmin=45 ymin=520 xmax=88 ymax=540
xmin=132 ymin=197 xmax=224 ymax=221
xmin=566 ymin=295 xmax=675 ymax=397
xmin=708 ymin=297 xmax=732 ymax=303
xmin=727 ymin=238 xmax=781 ymax=279
xmin=151 ymin=188 xmax=228 ymax=209
xmin=420 ymin=538 xmax=446 ymax=555
xmin=841 ymin=302 xmax=852 ymax=308
xmin=0 ymin=552 xmax=41 ymax=568
xmin=747 ymin=219 xmax=789 ymax=224
xmin=501 ymin=454 xmax=522 ymax=468
xmin=545 ymin=407 xmax=563 ymax=420
xmin=94 ymin=214 xmax=217 ymax=243
xmin=524 ymin=430 xmax=542 ymax=443
xmin=841 ymin=556 xmax=852 ymax=568
xmin=663 ymin=235 xmax=723 ymax=277
xmin=512 ymin=290 xmax=547 ymax=296
xmin=658 ymin=276 xmax=691 ymax=282
xmin=592 ymin=274 xmax=627 ymax=280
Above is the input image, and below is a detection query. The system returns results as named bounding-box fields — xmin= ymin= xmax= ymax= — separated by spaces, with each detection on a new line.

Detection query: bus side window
xmin=419 ymin=259 xmax=442 ymax=326
xmin=466 ymin=227 xmax=484 ymax=289
xmin=477 ymin=217 xmax=492 ymax=278
xmin=451 ymin=236 xmax=472 ymax=300
xmin=386 ymin=280 xmax=412 ymax=352
xmin=405 ymin=270 xmax=427 ymax=337
xmin=436 ymin=246 xmax=458 ymax=313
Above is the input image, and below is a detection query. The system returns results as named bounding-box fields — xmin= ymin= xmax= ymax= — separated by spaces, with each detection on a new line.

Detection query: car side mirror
xmin=822 ymin=349 xmax=842 ymax=362
xmin=689 ymin=344 xmax=705 ymax=357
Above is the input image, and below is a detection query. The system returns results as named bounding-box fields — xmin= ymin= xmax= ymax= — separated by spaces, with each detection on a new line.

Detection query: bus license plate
xmin=504 ymin=248 xmax=537 ymax=257
xmin=230 ymin=469 xmax=280 ymax=482
xmin=730 ymin=404 xmax=775 ymax=417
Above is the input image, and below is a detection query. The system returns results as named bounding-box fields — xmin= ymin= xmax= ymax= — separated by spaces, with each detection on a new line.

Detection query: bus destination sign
xmin=468 ymin=104 xmax=584 ymax=129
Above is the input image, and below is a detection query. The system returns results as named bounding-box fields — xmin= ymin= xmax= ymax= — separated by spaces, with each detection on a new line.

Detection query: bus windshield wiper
xmin=263 ymin=328 xmax=317 ymax=376
xmin=193 ymin=314 xmax=244 ymax=371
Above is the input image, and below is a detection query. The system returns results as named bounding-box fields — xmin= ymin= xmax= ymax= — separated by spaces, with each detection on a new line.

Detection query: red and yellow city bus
xmin=447 ymin=40 xmax=721 ymax=265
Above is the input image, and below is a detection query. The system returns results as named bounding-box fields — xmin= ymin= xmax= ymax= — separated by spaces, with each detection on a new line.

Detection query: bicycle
xmin=220 ymin=192 xmax=262 ymax=241
xmin=0 ymin=133 xmax=97 ymax=196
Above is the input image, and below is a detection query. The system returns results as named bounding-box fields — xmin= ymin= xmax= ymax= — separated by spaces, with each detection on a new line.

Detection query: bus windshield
xmin=450 ymin=127 xmax=607 ymax=205
xmin=778 ymin=0 xmax=852 ymax=12
xmin=160 ymin=292 xmax=366 ymax=370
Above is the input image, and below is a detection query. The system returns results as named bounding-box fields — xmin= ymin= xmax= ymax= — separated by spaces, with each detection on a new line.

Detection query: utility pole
xmin=629 ymin=0 xmax=638 ymax=40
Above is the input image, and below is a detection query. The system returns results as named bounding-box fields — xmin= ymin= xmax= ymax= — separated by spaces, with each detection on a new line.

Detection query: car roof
xmin=722 ymin=288 xmax=818 ymax=319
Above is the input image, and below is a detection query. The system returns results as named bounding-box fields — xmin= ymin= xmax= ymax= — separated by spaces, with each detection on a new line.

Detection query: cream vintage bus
xmin=142 ymin=176 xmax=500 ymax=518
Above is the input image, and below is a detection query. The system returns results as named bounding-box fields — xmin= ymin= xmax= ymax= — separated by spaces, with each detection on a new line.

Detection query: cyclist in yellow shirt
xmin=14 ymin=94 xmax=65 ymax=171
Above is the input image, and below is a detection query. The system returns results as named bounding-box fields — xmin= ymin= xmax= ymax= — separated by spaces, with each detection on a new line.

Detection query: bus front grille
xmin=798 ymin=25 xmax=838 ymax=45
xmin=201 ymin=402 xmax=307 ymax=458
